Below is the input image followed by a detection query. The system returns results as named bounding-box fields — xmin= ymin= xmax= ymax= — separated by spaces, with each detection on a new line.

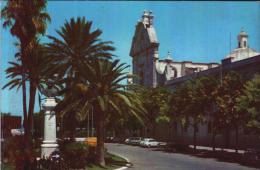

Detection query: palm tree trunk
xmin=96 ymin=109 xmax=105 ymax=166
xmin=28 ymin=82 xmax=37 ymax=137
xmin=21 ymin=45 xmax=32 ymax=169
xmin=22 ymin=73 xmax=28 ymax=135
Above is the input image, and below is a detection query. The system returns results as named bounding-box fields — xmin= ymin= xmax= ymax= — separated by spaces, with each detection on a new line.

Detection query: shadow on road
xmin=152 ymin=147 xmax=260 ymax=169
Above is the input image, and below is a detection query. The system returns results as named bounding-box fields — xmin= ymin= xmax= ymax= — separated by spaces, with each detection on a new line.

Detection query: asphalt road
xmin=106 ymin=143 xmax=258 ymax=170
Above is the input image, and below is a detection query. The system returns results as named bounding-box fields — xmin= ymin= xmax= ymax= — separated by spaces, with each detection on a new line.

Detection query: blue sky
xmin=1 ymin=1 xmax=260 ymax=116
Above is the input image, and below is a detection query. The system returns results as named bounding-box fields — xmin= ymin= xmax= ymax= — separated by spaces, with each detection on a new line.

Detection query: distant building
xmin=130 ymin=11 xmax=260 ymax=148
xmin=226 ymin=30 xmax=260 ymax=62
xmin=1 ymin=114 xmax=22 ymax=138
xmin=130 ymin=11 xmax=219 ymax=87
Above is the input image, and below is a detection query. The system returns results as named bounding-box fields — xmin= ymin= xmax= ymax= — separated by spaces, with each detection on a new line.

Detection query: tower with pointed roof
xmin=130 ymin=10 xmax=159 ymax=87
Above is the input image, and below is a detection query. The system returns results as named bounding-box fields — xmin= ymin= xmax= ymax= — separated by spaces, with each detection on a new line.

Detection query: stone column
xmin=41 ymin=97 xmax=58 ymax=158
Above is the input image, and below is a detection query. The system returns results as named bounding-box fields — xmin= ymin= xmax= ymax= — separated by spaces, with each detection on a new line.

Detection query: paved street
xmin=106 ymin=143 xmax=258 ymax=170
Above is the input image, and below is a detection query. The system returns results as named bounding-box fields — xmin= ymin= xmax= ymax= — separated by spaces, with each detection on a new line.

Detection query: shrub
xmin=2 ymin=136 xmax=38 ymax=169
xmin=2 ymin=136 xmax=24 ymax=164
xmin=59 ymin=140 xmax=89 ymax=169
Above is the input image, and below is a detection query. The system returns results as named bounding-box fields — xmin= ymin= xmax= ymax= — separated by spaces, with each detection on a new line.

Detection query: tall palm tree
xmin=46 ymin=17 xmax=115 ymax=86
xmin=56 ymin=59 xmax=145 ymax=166
xmin=26 ymin=39 xmax=57 ymax=135
xmin=1 ymin=0 xmax=50 ymax=137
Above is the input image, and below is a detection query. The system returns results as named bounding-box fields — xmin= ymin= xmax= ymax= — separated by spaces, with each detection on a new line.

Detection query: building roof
xmin=166 ymin=54 xmax=260 ymax=87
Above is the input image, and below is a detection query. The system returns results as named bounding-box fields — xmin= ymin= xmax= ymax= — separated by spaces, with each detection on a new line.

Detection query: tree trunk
xmin=28 ymin=82 xmax=36 ymax=137
xmin=22 ymin=74 xmax=28 ymax=133
xmin=193 ymin=124 xmax=197 ymax=151
xmin=212 ymin=128 xmax=216 ymax=152
xmin=235 ymin=125 xmax=238 ymax=153
xmin=96 ymin=109 xmax=105 ymax=167
xmin=168 ymin=122 xmax=171 ymax=141
xmin=21 ymin=43 xmax=31 ymax=169
xmin=21 ymin=47 xmax=28 ymax=138
xmin=181 ymin=124 xmax=184 ymax=143
xmin=221 ymin=128 xmax=225 ymax=152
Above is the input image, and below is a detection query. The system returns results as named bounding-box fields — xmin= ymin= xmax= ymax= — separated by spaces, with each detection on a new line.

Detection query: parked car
xmin=125 ymin=137 xmax=143 ymax=145
xmin=141 ymin=138 xmax=160 ymax=148
xmin=11 ymin=128 xmax=24 ymax=136
xmin=112 ymin=137 xmax=125 ymax=143
xmin=130 ymin=137 xmax=143 ymax=145
xmin=140 ymin=138 xmax=154 ymax=146
xmin=125 ymin=138 xmax=131 ymax=144
xmin=105 ymin=137 xmax=114 ymax=143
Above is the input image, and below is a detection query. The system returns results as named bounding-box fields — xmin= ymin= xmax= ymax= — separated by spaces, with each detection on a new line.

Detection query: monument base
xmin=41 ymin=141 xmax=58 ymax=158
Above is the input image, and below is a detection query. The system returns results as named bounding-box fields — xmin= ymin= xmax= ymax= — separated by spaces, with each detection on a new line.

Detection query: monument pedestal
xmin=41 ymin=98 xmax=58 ymax=158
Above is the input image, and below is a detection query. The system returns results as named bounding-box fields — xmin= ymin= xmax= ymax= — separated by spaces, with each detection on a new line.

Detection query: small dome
xmin=165 ymin=51 xmax=173 ymax=61
xmin=238 ymin=30 xmax=248 ymax=37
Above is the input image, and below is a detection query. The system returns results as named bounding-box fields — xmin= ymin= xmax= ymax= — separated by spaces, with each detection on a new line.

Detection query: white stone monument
xmin=41 ymin=97 xmax=58 ymax=157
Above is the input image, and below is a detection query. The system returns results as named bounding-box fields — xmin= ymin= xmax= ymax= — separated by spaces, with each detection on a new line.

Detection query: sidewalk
xmin=189 ymin=145 xmax=245 ymax=154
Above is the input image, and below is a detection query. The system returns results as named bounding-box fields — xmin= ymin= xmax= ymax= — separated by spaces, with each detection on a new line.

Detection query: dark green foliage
xmin=236 ymin=74 xmax=260 ymax=135
xmin=137 ymin=86 xmax=171 ymax=136
xmin=46 ymin=17 xmax=115 ymax=83
xmin=59 ymin=140 xmax=89 ymax=169
xmin=33 ymin=112 xmax=44 ymax=139
xmin=2 ymin=136 xmax=39 ymax=169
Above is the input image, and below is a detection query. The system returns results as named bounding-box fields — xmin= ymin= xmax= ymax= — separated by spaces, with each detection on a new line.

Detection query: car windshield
xmin=149 ymin=139 xmax=156 ymax=142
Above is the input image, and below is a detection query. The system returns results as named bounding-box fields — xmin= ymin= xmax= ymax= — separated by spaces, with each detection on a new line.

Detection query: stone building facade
xmin=130 ymin=11 xmax=260 ymax=148
xmin=130 ymin=11 xmax=219 ymax=87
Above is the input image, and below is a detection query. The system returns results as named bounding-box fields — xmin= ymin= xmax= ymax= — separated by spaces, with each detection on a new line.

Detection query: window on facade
xmin=208 ymin=122 xmax=212 ymax=134
xmin=238 ymin=42 xmax=241 ymax=48
xmin=171 ymin=66 xmax=178 ymax=78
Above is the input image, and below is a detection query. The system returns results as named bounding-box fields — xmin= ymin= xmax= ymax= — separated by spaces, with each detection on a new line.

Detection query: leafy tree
xmin=185 ymin=79 xmax=203 ymax=150
xmin=55 ymin=59 xmax=145 ymax=166
xmin=236 ymin=74 xmax=260 ymax=135
xmin=216 ymin=71 xmax=243 ymax=152
xmin=179 ymin=76 xmax=217 ymax=151
xmin=196 ymin=77 xmax=218 ymax=151
xmin=138 ymin=87 xmax=171 ymax=138
xmin=169 ymin=84 xmax=190 ymax=142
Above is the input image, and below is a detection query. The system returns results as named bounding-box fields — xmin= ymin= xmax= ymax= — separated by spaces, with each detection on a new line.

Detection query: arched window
xmin=164 ymin=65 xmax=178 ymax=80
xmin=170 ymin=66 xmax=178 ymax=78
xmin=244 ymin=41 xmax=247 ymax=47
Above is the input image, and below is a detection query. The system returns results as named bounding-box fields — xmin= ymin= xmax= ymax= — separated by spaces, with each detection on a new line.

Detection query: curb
xmin=109 ymin=152 xmax=132 ymax=170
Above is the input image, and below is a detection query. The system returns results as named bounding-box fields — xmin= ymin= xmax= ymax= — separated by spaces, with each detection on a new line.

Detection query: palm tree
xmin=46 ymin=17 xmax=115 ymax=86
xmin=56 ymin=59 xmax=145 ymax=166
xmin=26 ymin=39 xmax=57 ymax=135
xmin=3 ymin=40 xmax=53 ymax=131
xmin=1 ymin=0 xmax=50 ymax=137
